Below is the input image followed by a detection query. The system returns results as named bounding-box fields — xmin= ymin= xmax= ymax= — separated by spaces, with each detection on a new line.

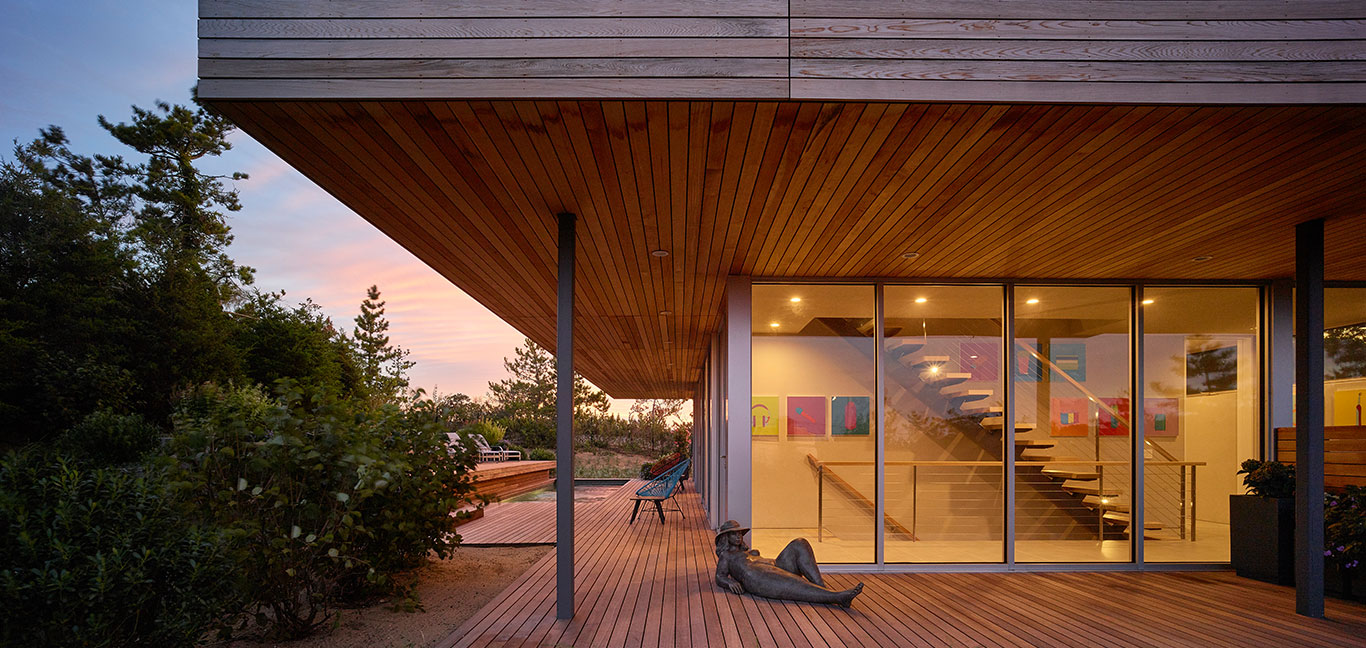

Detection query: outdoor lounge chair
xmin=629 ymin=459 xmax=689 ymax=524
xmin=449 ymin=432 xmax=504 ymax=462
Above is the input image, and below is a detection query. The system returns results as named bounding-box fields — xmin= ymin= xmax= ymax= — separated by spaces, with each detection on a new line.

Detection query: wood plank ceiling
xmin=209 ymin=100 xmax=1366 ymax=398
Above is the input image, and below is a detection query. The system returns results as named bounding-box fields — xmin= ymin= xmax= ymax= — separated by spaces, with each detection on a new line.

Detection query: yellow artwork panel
xmin=752 ymin=396 xmax=780 ymax=437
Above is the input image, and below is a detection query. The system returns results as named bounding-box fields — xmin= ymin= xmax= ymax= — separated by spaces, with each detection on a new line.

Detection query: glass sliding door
xmin=884 ymin=285 xmax=1004 ymax=563
xmin=1013 ymin=286 xmax=1132 ymax=563
xmin=1142 ymin=287 xmax=1259 ymax=563
xmin=751 ymin=284 xmax=876 ymax=563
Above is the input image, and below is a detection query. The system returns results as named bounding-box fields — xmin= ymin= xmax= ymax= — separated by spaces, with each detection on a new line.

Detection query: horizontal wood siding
xmin=199 ymin=0 xmax=1366 ymax=102
xmin=1276 ymin=426 xmax=1366 ymax=490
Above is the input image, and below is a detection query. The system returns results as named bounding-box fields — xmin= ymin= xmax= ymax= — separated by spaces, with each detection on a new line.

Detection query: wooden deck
xmin=440 ymin=481 xmax=1366 ymax=648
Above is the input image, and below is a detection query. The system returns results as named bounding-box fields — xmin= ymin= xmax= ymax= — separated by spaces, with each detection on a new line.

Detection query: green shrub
xmin=0 ymin=450 xmax=238 ymax=648
xmin=166 ymin=382 xmax=478 ymax=639
xmin=528 ymin=448 xmax=555 ymax=461
xmin=56 ymin=409 xmax=162 ymax=465
xmin=1238 ymin=459 xmax=1295 ymax=498
xmin=460 ymin=420 xmax=506 ymax=446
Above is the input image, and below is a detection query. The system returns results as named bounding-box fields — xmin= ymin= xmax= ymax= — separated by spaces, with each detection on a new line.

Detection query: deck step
xmin=1041 ymin=469 xmax=1100 ymax=481
xmin=1063 ymin=485 xmax=1121 ymax=497
xmin=1015 ymin=439 xmax=1055 ymax=449
xmin=1103 ymin=512 xmax=1163 ymax=530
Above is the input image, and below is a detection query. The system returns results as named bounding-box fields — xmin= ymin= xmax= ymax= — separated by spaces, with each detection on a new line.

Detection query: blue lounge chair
xmin=629 ymin=459 xmax=689 ymax=524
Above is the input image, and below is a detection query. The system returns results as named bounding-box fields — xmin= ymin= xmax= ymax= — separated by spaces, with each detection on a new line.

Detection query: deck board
xmin=440 ymin=481 xmax=1366 ymax=648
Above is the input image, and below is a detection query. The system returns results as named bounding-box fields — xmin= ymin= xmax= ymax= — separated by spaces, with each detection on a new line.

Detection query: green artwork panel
xmin=831 ymin=396 xmax=870 ymax=436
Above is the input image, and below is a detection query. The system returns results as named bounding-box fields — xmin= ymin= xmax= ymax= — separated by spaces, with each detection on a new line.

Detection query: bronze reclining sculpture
xmin=714 ymin=520 xmax=864 ymax=608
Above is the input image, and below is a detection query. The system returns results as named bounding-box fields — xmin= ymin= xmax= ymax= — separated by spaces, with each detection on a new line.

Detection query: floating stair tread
xmin=1103 ymin=512 xmax=1163 ymax=530
xmin=982 ymin=417 xmax=1038 ymax=432
xmin=1063 ymin=485 xmax=1121 ymax=497
xmin=946 ymin=389 xmax=993 ymax=403
xmin=1041 ymin=469 xmax=1100 ymax=481
xmin=886 ymin=342 xmax=926 ymax=360
xmin=907 ymin=354 xmax=951 ymax=369
xmin=1015 ymin=439 xmax=1055 ymax=449
xmin=956 ymin=400 xmax=993 ymax=413
xmin=1019 ymin=454 xmax=1083 ymax=463
xmin=923 ymin=371 xmax=971 ymax=386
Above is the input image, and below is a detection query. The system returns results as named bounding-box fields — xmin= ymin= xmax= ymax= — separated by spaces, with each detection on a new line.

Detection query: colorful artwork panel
xmin=752 ymin=396 xmax=780 ymax=437
xmin=1332 ymin=389 xmax=1366 ymax=427
xmin=960 ymin=342 xmax=999 ymax=381
xmin=1050 ymin=397 xmax=1090 ymax=437
xmin=1098 ymin=397 xmax=1128 ymax=436
xmin=831 ymin=396 xmax=870 ymax=436
xmin=787 ymin=396 xmax=827 ymax=437
xmin=1014 ymin=341 xmax=1042 ymax=383
xmin=1050 ymin=343 xmax=1087 ymax=382
xmin=1145 ymin=398 xmax=1179 ymax=437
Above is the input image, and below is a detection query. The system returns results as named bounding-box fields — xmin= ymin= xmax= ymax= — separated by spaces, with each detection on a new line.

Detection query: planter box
xmin=1230 ymin=494 xmax=1294 ymax=585
xmin=453 ymin=507 xmax=484 ymax=528
xmin=1327 ymin=563 xmax=1366 ymax=602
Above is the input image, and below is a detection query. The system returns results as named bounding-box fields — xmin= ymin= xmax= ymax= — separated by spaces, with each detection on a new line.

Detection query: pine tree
xmin=353 ymin=285 xmax=414 ymax=403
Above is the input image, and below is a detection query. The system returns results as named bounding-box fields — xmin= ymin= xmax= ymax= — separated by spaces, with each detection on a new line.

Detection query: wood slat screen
xmin=199 ymin=0 xmax=1366 ymax=102
xmin=1276 ymin=426 xmax=1366 ymax=490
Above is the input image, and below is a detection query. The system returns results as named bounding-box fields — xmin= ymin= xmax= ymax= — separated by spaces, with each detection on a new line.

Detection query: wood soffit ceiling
xmin=209 ymin=100 xmax=1366 ymax=398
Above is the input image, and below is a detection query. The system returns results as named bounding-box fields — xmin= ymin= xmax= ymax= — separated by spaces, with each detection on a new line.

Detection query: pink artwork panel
xmin=787 ymin=396 xmax=827 ymax=437
xmin=1050 ymin=397 xmax=1089 ymax=437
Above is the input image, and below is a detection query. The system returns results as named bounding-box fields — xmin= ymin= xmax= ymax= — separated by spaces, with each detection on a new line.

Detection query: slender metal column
xmin=1294 ymin=218 xmax=1325 ymax=618
xmin=874 ymin=283 xmax=886 ymax=565
xmin=1132 ymin=285 xmax=1145 ymax=566
xmin=1003 ymin=284 xmax=1016 ymax=567
xmin=556 ymin=212 xmax=576 ymax=620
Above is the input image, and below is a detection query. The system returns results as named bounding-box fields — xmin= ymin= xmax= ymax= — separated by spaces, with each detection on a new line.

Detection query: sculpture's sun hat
xmin=716 ymin=519 xmax=750 ymax=538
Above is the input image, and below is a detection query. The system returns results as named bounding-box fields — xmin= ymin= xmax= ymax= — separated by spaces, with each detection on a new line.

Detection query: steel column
xmin=556 ymin=212 xmax=576 ymax=620
xmin=1132 ymin=285 xmax=1145 ymax=566
xmin=1294 ymin=218 xmax=1325 ymax=618
xmin=1003 ymin=284 xmax=1017 ymax=567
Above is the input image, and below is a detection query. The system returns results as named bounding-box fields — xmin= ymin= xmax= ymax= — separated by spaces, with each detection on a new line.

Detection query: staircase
xmin=811 ymin=316 xmax=1159 ymax=541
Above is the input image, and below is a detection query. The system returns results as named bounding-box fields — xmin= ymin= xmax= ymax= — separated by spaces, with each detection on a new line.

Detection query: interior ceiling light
xmin=1192 ymin=255 xmax=1214 ymax=262
xmin=658 ymin=310 xmax=671 ymax=316
xmin=915 ymin=297 xmax=928 ymax=304
xmin=1142 ymin=299 xmax=1155 ymax=305
xmin=1025 ymin=298 xmax=1040 ymax=305
xmin=790 ymin=297 xmax=802 ymax=303
xmin=901 ymin=252 xmax=920 ymax=260
xmin=650 ymin=249 xmax=669 ymax=257
xmin=769 ymin=322 xmax=780 ymax=328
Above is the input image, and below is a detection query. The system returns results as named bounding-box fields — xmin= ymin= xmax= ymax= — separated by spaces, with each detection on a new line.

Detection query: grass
xmin=573 ymin=452 xmax=652 ymax=479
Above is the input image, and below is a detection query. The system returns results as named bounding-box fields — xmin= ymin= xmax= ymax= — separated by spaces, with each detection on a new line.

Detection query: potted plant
xmin=1325 ymin=485 xmax=1366 ymax=600
xmin=1230 ymin=459 xmax=1296 ymax=585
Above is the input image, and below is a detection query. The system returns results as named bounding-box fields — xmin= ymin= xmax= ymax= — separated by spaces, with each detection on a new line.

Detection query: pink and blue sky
xmin=1 ymin=1 xmax=634 ymax=410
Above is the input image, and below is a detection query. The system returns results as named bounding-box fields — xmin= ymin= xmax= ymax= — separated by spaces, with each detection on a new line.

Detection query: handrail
xmin=809 ymin=459 xmax=1206 ymax=467
xmin=806 ymin=454 xmax=917 ymax=541
xmin=1015 ymin=342 xmax=1180 ymax=463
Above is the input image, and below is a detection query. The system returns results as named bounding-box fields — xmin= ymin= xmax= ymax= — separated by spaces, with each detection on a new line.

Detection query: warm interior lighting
xmin=790 ymin=297 xmax=802 ymax=303
xmin=658 ymin=310 xmax=671 ymax=316
xmin=1101 ymin=498 xmax=1110 ymax=504
xmin=915 ymin=297 xmax=928 ymax=303
xmin=1192 ymin=255 xmax=1214 ymax=262
xmin=650 ymin=249 xmax=669 ymax=257
xmin=769 ymin=322 xmax=780 ymax=328
xmin=901 ymin=252 xmax=920 ymax=259
xmin=1142 ymin=299 xmax=1155 ymax=305
xmin=929 ymin=366 xmax=939 ymax=374
xmin=1025 ymin=298 xmax=1040 ymax=305
xmin=970 ymin=355 xmax=979 ymax=359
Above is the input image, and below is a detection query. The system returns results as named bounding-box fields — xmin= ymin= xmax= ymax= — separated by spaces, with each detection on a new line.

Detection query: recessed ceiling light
xmin=658 ymin=310 xmax=671 ymax=316
xmin=790 ymin=297 xmax=802 ymax=303
xmin=651 ymin=249 xmax=669 ymax=258
xmin=901 ymin=252 xmax=920 ymax=260
xmin=1025 ymin=298 xmax=1040 ymax=305
xmin=1141 ymin=299 xmax=1155 ymax=305
xmin=1192 ymin=255 xmax=1213 ymax=262
xmin=970 ymin=355 xmax=979 ymax=359
xmin=769 ymin=322 xmax=780 ymax=328
xmin=915 ymin=297 xmax=928 ymax=304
